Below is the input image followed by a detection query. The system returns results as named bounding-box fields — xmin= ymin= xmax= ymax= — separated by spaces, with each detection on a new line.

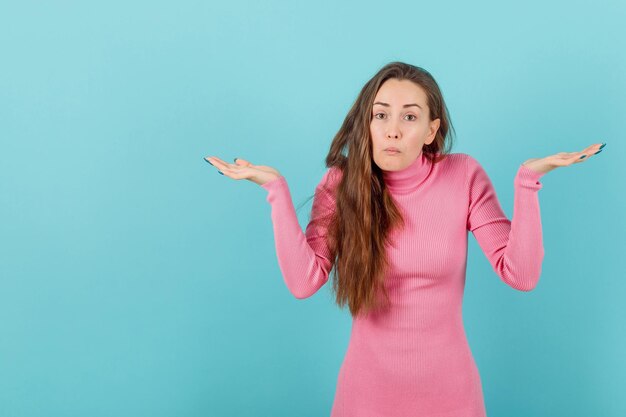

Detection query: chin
xmin=375 ymin=159 xmax=399 ymax=171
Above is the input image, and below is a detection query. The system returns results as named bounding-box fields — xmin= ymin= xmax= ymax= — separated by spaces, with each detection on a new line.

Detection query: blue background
xmin=1 ymin=1 xmax=624 ymax=416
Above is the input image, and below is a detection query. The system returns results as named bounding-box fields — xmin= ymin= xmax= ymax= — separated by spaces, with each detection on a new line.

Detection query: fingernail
xmin=579 ymin=155 xmax=586 ymax=159
xmin=204 ymin=157 xmax=213 ymax=166
xmin=234 ymin=158 xmax=238 ymax=163
xmin=218 ymin=171 xmax=224 ymax=175
xmin=594 ymin=149 xmax=603 ymax=155
xmin=599 ymin=143 xmax=606 ymax=150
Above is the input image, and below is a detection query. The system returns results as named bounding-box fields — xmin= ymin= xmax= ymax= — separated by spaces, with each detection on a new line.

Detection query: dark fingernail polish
xmin=218 ymin=171 xmax=224 ymax=175
xmin=599 ymin=143 xmax=606 ymax=150
xmin=204 ymin=158 xmax=213 ymax=166
xmin=579 ymin=155 xmax=586 ymax=159
xmin=234 ymin=158 xmax=238 ymax=163
xmin=594 ymin=149 xmax=603 ymax=155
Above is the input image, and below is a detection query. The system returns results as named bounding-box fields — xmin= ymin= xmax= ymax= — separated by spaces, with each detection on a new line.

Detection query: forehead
xmin=374 ymin=79 xmax=427 ymax=105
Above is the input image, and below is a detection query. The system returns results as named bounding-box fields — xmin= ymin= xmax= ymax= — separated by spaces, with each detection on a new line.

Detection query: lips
xmin=384 ymin=147 xmax=400 ymax=152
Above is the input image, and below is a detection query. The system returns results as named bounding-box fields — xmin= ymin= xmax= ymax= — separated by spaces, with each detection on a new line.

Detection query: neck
xmin=382 ymin=151 xmax=434 ymax=194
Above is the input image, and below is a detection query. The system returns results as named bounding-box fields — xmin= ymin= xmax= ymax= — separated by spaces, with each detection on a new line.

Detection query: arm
xmin=466 ymin=155 xmax=546 ymax=291
xmin=261 ymin=168 xmax=340 ymax=299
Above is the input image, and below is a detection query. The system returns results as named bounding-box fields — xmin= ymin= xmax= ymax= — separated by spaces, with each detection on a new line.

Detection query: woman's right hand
xmin=204 ymin=156 xmax=282 ymax=186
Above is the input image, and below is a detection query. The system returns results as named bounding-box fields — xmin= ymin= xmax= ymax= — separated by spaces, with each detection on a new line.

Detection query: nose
xmin=386 ymin=130 xmax=399 ymax=139
xmin=386 ymin=120 xmax=400 ymax=139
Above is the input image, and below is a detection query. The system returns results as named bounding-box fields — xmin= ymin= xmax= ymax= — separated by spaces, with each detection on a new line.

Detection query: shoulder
xmin=433 ymin=152 xmax=477 ymax=174
xmin=326 ymin=165 xmax=344 ymax=182
xmin=449 ymin=152 xmax=486 ymax=173
xmin=437 ymin=153 xmax=491 ymax=188
xmin=316 ymin=165 xmax=343 ymax=193
xmin=442 ymin=152 xmax=479 ymax=166
xmin=439 ymin=152 xmax=470 ymax=165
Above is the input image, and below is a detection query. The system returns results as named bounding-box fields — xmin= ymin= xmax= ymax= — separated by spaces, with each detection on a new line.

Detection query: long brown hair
xmin=299 ymin=62 xmax=456 ymax=318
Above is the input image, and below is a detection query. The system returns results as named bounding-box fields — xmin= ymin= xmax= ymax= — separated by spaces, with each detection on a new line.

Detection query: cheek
xmin=371 ymin=131 xmax=384 ymax=147
xmin=370 ymin=124 xmax=384 ymax=139
xmin=369 ymin=127 xmax=378 ymax=142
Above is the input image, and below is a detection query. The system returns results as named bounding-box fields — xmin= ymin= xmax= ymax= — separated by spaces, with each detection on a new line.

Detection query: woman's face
xmin=370 ymin=78 xmax=440 ymax=171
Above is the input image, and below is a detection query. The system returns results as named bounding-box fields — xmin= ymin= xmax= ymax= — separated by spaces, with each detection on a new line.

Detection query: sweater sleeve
xmin=260 ymin=168 xmax=340 ymax=299
xmin=465 ymin=155 xmax=546 ymax=291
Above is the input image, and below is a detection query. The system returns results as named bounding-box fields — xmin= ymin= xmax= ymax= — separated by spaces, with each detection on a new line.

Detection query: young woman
xmin=205 ymin=62 xmax=605 ymax=417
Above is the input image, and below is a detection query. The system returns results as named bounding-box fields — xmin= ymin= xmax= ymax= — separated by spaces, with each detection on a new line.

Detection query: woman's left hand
xmin=522 ymin=142 xmax=606 ymax=174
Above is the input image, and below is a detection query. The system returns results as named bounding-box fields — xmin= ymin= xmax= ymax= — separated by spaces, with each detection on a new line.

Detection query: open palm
xmin=204 ymin=156 xmax=282 ymax=186
xmin=523 ymin=142 xmax=606 ymax=175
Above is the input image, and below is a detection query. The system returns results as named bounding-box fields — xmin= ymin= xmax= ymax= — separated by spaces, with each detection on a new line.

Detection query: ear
xmin=425 ymin=118 xmax=441 ymax=145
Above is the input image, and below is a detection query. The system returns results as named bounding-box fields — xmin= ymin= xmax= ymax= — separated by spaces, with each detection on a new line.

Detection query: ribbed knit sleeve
xmin=260 ymin=168 xmax=340 ymax=299
xmin=465 ymin=155 xmax=546 ymax=291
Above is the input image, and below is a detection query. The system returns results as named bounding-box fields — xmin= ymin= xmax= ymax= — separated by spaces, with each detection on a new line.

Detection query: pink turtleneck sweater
xmin=261 ymin=152 xmax=545 ymax=417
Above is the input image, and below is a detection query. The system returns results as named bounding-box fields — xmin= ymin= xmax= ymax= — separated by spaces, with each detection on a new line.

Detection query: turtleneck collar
xmin=382 ymin=151 xmax=433 ymax=194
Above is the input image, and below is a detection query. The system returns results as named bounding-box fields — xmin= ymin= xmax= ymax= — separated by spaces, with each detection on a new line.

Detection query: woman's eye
xmin=373 ymin=113 xmax=416 ymax=121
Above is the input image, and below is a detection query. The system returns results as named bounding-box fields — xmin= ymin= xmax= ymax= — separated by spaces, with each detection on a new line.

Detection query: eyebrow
xmin=373 ymin=101 xmax=423 ymax=109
